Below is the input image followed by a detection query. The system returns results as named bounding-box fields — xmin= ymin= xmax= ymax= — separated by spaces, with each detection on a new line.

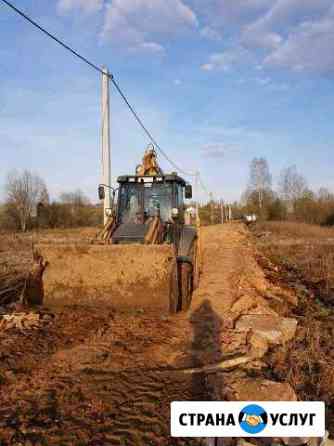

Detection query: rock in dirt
xmin=249 ymin=331 xmax=270 ymax=358
xmin=279 ymin=436 xmax=332 ymax=446
xmin=225 ymin=378 xmax=297 ymax=401
xmin=236 ymin=314 xmax=297 ymax=344
xmin=222 ymin=298 xmax=277 ymax=330
xmin=230 ymin=295 xmax=258 ymax=318
xmin=237 ymin=440 xmax=258 ymax=446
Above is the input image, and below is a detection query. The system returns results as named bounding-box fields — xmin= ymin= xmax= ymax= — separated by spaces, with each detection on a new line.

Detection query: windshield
xmin=144 ymin=183 xmax=172 ymax=221
xmin=118 ymin=183 xmax=173 ymax=223
xmin=118 ymin=184 xmax=140 ymax=224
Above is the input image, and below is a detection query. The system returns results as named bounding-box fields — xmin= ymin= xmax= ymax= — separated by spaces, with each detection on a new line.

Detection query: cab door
xmin=176 ymin=183 xmax=185 ymax=223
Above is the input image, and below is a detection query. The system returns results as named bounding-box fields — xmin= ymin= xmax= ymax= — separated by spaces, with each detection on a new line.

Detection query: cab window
xmin=177 ymin=184 xmax=184 ymax=207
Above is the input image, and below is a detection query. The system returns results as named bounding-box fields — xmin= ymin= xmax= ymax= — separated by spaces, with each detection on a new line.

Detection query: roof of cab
xmin=117 ymin=174 xmax=186 ymax=186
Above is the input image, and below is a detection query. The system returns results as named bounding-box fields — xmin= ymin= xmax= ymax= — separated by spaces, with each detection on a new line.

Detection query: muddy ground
xmin=0 ymin=224 xmax=330 ymax=445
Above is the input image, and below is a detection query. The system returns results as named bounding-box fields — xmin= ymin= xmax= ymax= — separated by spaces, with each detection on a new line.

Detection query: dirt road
xmin=0 ymin=224 xmax=299 ymax=445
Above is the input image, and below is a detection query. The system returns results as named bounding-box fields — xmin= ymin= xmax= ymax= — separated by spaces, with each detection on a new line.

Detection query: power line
xmin=112 ymin=78 xmax=195 ymax=177
xmin=0 ymin=0 xmax=103 ymax=75
xmin=199 ymin=174 xmax=210 ymax=196
xmin=0 ymin=0 xmax=195 ymax=177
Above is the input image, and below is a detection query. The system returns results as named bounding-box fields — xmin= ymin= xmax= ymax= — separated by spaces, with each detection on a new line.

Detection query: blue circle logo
xmin=239 ymin=404 xmax=268 ymax=434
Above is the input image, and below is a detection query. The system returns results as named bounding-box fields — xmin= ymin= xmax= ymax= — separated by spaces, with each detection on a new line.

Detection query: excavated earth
xmin=0 ymin=224 xmax=306 ymax=445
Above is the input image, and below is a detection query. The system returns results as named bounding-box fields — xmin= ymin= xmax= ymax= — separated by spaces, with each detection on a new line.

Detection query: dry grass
xmin=267 ymin=292 xmax=334 ymax=432
xmin=256 ymin=221 xmax=334 ymax=303
xmin=256 ymin=220 xmax=334 ymax=240
xmin=254 ymin=221 xmax=334 ymax=433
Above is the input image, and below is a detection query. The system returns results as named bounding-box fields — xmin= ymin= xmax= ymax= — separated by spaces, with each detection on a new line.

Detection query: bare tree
xmin=248 ymin=157 xmax=272 ymax=209
xmin=60 ymin=190 xmax=89 ymax=212
xmin=279 ymin=165 xmax=307 ymax=212
xmin=59 ymin=189 xmax=91 ymax=226
xmin=5 ymin=170 xmax=49 ymax=232
xmin=318 ymin=187 xmax=333 ymax=202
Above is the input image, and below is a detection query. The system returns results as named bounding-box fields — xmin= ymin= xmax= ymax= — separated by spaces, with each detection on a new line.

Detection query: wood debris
xmin=0 ymin=312 xmax=50 ymax=331
xmin=0 ymin=271 xmax=26 ymax=306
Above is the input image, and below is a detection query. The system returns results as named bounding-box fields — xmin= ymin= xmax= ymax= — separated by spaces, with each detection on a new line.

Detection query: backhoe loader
xmin=37 ymin=148 xmax=199 ymax=313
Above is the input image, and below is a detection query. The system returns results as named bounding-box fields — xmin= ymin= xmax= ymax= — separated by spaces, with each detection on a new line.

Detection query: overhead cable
xmin=1 ymin=0 xmax=195 ymax=177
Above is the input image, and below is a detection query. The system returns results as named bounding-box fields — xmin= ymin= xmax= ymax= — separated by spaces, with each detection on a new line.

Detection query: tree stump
xmin=23 ymin=251 xmax=48 ymax=306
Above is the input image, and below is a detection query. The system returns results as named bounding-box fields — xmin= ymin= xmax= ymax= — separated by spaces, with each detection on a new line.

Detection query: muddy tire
xmin=177 ymin=262 xmax=193 ymax=311
xmin=192 ymin=240 xmax=200 ymax=290
xmin=169 ymin=259 xmax=179 ymax=313
xmin=186 ymin=238 xmax=200 ymax=290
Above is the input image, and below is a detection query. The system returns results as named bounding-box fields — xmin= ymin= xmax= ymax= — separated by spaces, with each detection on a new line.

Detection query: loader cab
xmin=116 ymin=174 xmax=190 ymax=225
xmin=112 ymin=174 xmax=192 ymax=244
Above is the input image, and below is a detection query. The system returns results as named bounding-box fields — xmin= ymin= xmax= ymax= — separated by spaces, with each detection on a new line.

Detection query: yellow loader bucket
xmin=36 ymin=243 xmax=176 ymax=313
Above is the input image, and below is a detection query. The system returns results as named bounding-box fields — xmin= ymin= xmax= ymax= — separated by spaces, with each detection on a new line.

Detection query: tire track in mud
xmin=0 ymin=310 xmax=206 ymax=445
xmin=0 ymin=358 xmax=205 ymax=445
xmin=78 ymin=368 xmax=204 ymax=445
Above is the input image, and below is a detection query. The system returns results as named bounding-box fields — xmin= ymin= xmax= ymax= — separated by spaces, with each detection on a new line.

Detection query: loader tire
xmin=192 ymin=240 xmax=200 ymax=290
xmin=178 ymin=262 xmax=193 ymax=312
xmin=169 ymin=259 xmax=179 ymax=313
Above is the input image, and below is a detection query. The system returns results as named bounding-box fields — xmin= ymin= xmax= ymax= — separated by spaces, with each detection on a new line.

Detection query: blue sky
xmin=1 ymin=0 xmax=334 ymax=203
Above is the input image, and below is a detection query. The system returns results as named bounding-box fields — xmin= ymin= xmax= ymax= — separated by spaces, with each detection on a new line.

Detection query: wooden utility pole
xmin=101 ymin=67 xmax=111 ymax=225
xmin=195 ymin=171 xmax=200 ymax=226
xmin=195 ymin=171 xmax=202 ymax=279
xmin=229 ymin=204 xmax=232 ymax=222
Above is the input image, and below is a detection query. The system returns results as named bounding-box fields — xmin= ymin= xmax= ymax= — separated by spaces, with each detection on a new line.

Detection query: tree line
xmin=198 ymin=158 xmax=334 ymax=226
xmin=2 ymin=162 xmax=333 ymax=231
xmin=0 ymin=170 xmax=102 ymax=232
xmin=240 ymin=158 xmax=334 ymax=225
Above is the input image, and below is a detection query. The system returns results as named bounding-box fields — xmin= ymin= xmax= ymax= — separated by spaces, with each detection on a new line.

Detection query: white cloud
xmin=201 ymin=142 xmax=241 ymax=160
xmin=264 ymin=16 xmax=334 ymax=73
xmin=242 ymin=26 xmax=282 ymax=50
xmin=194 ymin=0 xmax=273 ymax=27
xmin=200 ymin=26 xmax=222 ymax=41
xmin=252 ymin=0 xmax=333 ymax=30
xmin=240 ymin=0 xmax=332 ymax=51
xmin=57 ymin=0 xmax=103 ymax=15
xmin=270 ymin=82 xmax=290 ymax=92
xmin=199 ymin=0 xmax=334 ymax=74
xmin=101 ymin=0 xmax=198 ymax=52
xmin=255 ymin=77 xmax=271 ymax=86
xmin=201 ymin=63 xmax=214 ymax=72
xmin=201 ymin=48 xmax=253 ymax=72
xmin=134 ymin=42 xmax=165 ymax=53
xmin=201 ymin=144 xmax=227 ymax=159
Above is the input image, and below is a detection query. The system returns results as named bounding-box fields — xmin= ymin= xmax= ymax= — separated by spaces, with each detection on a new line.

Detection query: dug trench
xmin=0 ymin=224 xmax=327 ymax=445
